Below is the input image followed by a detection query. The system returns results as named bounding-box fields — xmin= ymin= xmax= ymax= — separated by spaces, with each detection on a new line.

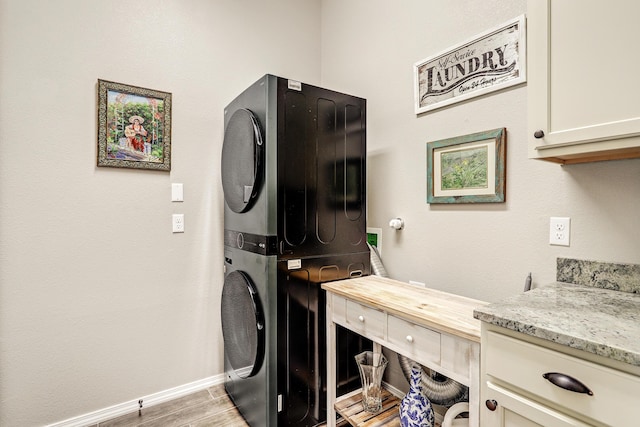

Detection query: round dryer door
xmin=221 ymin=270 xmax=265 ymax=378
xmin=221 ymin=109 xmax=264 ymax=213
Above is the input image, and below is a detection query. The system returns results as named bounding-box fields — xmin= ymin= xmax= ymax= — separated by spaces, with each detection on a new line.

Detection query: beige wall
xmin=2 ymin=0 xmax=639 ymax=425
xmin=0 ymin=0 xmax=320 ymax=425
xmin=320 ymin=0 xmax=640 ymax=301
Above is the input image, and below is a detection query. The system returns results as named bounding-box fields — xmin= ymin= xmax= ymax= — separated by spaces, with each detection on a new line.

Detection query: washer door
xmin=221 ymin=270 xmax=265 ymax=378
xmin=221 ymin=109 xmax=264 ymax=213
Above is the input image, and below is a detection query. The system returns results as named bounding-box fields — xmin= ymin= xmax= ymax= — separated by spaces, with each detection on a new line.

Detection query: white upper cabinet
xmin=528 ymin=0 xmax=640 ymax=164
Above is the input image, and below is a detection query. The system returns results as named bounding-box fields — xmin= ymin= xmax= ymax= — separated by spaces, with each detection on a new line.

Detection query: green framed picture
xmin=427 ymin=128 xmax=506 ymax=203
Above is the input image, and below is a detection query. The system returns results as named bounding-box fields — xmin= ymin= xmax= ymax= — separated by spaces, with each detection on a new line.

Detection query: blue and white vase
xmin=399 ymin=364 xmax=435 ymax=427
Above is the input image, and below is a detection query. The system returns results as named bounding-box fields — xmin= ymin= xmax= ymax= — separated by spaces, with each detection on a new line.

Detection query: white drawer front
xmin=387 ymin=315 xmax=440 ymax=366
xmin=345 ymin=300 xmax=385 ymax=341
xmin=486 ymin=331 xmax=640 ymax=426
xmin=483 ymin=381 xmax=591 ymax=427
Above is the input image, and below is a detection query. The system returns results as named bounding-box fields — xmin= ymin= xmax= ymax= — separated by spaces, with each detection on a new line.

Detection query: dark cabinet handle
xmin=485 ymin=399 xmax=498 ymax=411
xmin=534 ymin=130 xmax=545 ymax=139
xmin=543 ymin=372 xmax=594 ymax=395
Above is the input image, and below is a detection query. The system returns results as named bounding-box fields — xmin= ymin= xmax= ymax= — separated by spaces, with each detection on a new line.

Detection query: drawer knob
xmin=485 ymin=399 xmax=498 ymax=411
xmin=534 ymin=130 xmax=545 ymax=139
xmin=358 ymin=315 xmax=365 ymax=322
xmin=406 ymin=335 xmax=414 ymax=343
xmin=543 ymin=372 xmax=594 ymax=396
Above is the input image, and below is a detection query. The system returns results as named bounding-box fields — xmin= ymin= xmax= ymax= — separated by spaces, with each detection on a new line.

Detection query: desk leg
xmin=326 ymin=295 xmax=337 ymax=427
xmin=468 ymin=342 xmax=480 ymax=427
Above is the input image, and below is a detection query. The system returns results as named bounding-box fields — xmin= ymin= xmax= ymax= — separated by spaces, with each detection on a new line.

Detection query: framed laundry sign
xmin=414 ymin=15 xmax=526 ymax=114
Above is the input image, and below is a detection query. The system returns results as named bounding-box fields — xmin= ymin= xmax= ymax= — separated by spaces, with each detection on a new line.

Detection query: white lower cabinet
xmin=483 ymin=381 xmax=590 ymax=427
xmin=480 ymin=325 xmax=640 ymax=426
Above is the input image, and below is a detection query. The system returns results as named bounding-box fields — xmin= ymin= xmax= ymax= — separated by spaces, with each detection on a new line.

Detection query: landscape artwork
xmin=440 ymin=145 xmax=488 ymax=191
xmin=427 ymin=128 xmax=506 ymax=204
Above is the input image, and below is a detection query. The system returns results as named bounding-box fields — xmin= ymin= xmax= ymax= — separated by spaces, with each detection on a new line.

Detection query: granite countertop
xmin=473 ymin=282 xmax=640 ymax=367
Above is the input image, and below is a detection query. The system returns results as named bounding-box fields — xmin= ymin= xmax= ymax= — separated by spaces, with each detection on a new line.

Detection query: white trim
xmin=382 ymin=380 xmax=404 ymax=398
xmin=46 ymin=374 xmax=225 ymax=427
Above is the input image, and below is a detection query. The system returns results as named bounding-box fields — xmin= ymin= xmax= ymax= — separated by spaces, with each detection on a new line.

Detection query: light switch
xmin=171 ymin=183 xmax=183 ymax=202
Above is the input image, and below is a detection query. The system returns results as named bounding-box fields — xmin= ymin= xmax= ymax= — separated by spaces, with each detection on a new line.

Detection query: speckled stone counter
xmin=556 ymin=257 xmax=640 ymax=293
xmin=473 ymin=282 xmax=640 ymax=367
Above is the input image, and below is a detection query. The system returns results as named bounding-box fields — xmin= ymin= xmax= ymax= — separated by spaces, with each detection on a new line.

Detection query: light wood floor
xmin=93 ymin=384 xmax=249 ymax=427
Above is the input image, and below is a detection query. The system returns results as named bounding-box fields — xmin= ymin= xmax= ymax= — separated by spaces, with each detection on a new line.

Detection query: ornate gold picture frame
xmin=97 ymin=79 xmax=172 ymax=171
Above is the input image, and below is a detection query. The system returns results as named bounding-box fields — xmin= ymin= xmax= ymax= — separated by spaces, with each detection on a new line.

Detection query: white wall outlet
xmin=172 ymin=214 xmax=185 ymax=233
xmin=549 ymin=217 xmax=570 ymax=246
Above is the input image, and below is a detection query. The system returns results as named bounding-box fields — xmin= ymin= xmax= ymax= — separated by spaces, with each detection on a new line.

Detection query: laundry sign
xmin=414 ymin=15 xmax=526 ymax=114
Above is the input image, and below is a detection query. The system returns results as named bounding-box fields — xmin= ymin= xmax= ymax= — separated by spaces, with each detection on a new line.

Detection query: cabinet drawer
xmin=387 ymin=315 xmax=440 ymax=366
xmin=345 ymin=300 xmax=385 ymax=341
xmin=483 ymin=381 xmax=591 ymax=427
xmin=486 ymin=331 xmax=640 ymax=426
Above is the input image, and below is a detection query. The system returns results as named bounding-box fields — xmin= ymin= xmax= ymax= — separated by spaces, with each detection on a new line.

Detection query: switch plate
xmin=171 ymin=183 xmax=184 ymax=202
xmin=549 ymin=217 xmax=570 ymax=246
xmin=172 ymin=214 xmax=184 ymax=233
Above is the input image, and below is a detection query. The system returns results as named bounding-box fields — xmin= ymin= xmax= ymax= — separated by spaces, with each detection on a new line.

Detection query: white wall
xmin=0 ymin=0 xmax=320 ymax=425
xmin=320 ymin=0 xmax=640 ymax=301
xmin=2 ymin=1 xmax=640 ymax=425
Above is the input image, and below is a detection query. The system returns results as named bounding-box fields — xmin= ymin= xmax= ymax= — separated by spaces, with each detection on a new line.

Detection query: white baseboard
xmin=47 ymin=374 xmax=225 ymax=427
xmin=383 ymin=380 xmax=404 ymax=398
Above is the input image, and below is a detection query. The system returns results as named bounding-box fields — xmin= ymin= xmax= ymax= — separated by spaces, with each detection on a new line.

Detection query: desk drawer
xmin=486 ymin=331 xmax=640 ymax=426
xmin=387 ymin=315 xmax=440 ymax=365
xmin=345 ymin=300 xmax=385 ymax=341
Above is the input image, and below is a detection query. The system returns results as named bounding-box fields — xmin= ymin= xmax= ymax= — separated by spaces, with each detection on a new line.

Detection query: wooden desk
xmin=322 ymin=276 xmax=487 ymax=427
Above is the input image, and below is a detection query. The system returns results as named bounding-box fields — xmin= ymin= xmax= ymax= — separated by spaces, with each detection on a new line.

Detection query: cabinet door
xmin=528 ymin=0 xmax=640 ymax=163
xmin=482 ymin=381 xmax=591 ymax=427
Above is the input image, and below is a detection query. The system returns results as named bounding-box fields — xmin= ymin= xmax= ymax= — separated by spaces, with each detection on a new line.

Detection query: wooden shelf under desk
xmin=334 ymin=388 xmax=400 ymax=427
xmin=334 ymin=388 xmax=444 ymax=427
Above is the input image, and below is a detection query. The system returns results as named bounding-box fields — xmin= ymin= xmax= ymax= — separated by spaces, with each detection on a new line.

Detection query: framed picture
xmin=414 ymin=15 xmax=526 ymax=114
xmin=97 ymin=79 xmax=172 ymax=171
xmin=427 ymin=128 xmax=506 ymax=204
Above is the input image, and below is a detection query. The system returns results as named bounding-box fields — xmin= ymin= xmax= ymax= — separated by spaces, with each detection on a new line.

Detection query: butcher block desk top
xmin=322 ymin=275 xmax=487 ymax=343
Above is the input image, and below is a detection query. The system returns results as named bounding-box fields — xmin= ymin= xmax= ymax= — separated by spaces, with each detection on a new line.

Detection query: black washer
xmin=221 ymin=109 xmax=264 ymax=213
xmin=221 ymin=270 xmax=265 ymax=378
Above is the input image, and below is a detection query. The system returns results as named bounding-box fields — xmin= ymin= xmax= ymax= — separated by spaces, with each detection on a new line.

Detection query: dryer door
xmin=221 ymin=270 xmax=265 ymax=378
xmin=221 ymin=109 xmax=264 ymax=213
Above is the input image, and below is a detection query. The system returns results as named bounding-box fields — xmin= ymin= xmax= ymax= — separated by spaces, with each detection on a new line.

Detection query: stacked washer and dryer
xmin=220 ymin=75 xmax=371 ymax=426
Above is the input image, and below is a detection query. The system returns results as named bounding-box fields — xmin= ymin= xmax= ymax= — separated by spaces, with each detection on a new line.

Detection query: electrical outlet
xmin=172 ymin=214 xmax=184 ymax=233
xmin=549 ymin=217 xmax=570 ymax=246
